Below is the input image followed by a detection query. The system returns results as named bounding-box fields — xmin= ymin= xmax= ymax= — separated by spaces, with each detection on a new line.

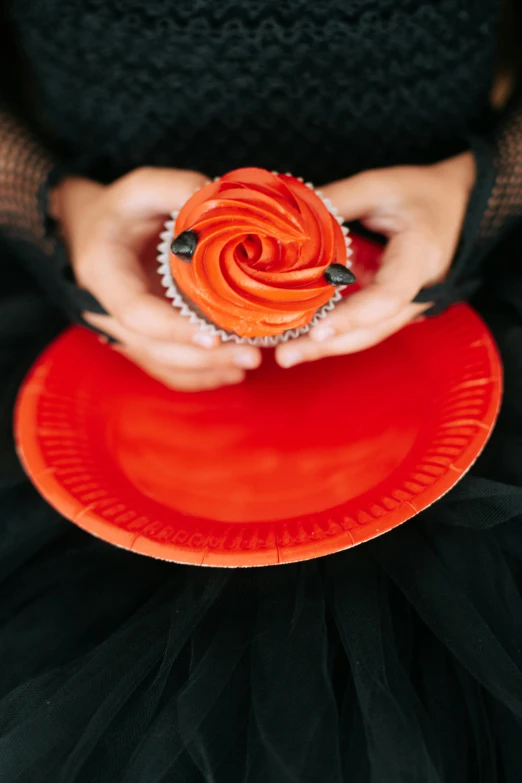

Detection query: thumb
xmin=319 ymin=169 xmax=394 ymax=223
xmin=114 ymin=166 xmax=210 ymax=219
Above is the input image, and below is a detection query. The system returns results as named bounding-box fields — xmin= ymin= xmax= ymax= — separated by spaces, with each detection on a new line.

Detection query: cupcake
xmin=157 ymin=167 xmax=355 ymax=346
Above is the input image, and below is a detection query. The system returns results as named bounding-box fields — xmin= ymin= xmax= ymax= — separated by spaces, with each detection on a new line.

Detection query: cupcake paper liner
xmin=157 ymin=174 xmax=352 ymax=346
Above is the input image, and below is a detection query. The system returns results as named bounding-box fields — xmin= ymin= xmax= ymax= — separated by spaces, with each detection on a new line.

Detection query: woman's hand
xmin=51 ymin=168 xmax=261 ymax=390
xmin=276 ymin=152 xmax=476 ymax=367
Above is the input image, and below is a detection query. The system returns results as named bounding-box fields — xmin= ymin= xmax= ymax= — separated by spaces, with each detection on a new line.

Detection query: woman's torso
xmin=9 ymin=0 xmax=501 ymax=183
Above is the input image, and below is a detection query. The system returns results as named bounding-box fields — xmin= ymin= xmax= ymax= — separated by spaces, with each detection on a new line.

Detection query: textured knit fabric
xmin=6 ymin=1 xmax=499 ymax=180
xmin=2 ymin=3 xmax=522 ymax=783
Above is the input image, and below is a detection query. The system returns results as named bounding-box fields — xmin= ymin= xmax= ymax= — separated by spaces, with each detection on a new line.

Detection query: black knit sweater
xmin=0 ymin=0 xmax=521 ymax=317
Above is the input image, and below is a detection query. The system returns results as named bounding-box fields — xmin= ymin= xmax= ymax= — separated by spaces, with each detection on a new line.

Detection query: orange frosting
xmin=170 ymin=167 xmax=348 ymax=338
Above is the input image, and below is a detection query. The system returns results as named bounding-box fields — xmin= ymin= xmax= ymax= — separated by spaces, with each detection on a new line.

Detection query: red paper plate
xmin=15 ymin=307 xmax=502 ymax=567
xmin=15 ymin=239 xmax=502 ymax=567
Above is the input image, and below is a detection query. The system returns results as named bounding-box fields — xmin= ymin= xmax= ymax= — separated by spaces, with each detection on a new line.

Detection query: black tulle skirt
xmin=2 ymin=241 xmax=522 ymax=783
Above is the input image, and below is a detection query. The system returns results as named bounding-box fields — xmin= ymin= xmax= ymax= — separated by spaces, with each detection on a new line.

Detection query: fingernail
xmin=193 ymin=331 xmax=216 ymax=348
xmin=310 ymin=325 xmax=335 ymax=342
xmin=279 ymin=349 xmax=302 ymax=368
xmin=234 ymin=351 xmax=259 ymax=369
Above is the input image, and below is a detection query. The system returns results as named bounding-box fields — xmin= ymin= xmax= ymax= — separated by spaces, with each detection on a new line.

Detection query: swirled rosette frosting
xmin=159 ymin=167 xmax=353 ymax=342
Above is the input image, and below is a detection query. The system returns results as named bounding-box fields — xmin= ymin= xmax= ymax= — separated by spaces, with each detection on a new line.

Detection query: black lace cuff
xmin=39 ymin=166 xmax=108 ymax=319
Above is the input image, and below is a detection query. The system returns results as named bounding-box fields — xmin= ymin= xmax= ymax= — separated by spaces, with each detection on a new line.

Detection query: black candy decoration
xmin=171 ymin=230 xmax=198 ymax=262
xmin=324 ymin=263 xmax=356 ymax=286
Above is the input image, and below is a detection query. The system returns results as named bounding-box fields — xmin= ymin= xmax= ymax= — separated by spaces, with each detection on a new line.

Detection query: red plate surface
xmin=14 ymin=235 xmax=502 ymax=567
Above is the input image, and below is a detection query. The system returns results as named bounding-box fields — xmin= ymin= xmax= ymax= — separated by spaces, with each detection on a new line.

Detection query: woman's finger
xmin=319 ymin=170 xmax=396 ymax=222
xmin=276 ymin=302 xmax=427 ymax=367
xmin=113 ymin=344 xmax=247 ymax=391
xmin=77 ymin=240 xmax=213 ymax=342
xmin=145 ymin=340 xmax=261 ymax=371
xmin=309 ymin=230 xmax=435 ymax=340
xmin=82 ymin=278 xmax=218 ymax=345
xmin=84 ymin=312 xmax=262 ymax=370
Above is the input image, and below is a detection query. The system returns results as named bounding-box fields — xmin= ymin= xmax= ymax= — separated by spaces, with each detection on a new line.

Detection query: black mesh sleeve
xmin=476 ymin=92 xmax=522 ymax=247
xmin=0 ymin=105 xmax=105 ymax=321
xmin=2 ymin=99 xmax=113 ymax=341
xmin=0 ymin=104 xmax=54 ymax=251
xmin=416 ymin=89 xmax=522 ymax=312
